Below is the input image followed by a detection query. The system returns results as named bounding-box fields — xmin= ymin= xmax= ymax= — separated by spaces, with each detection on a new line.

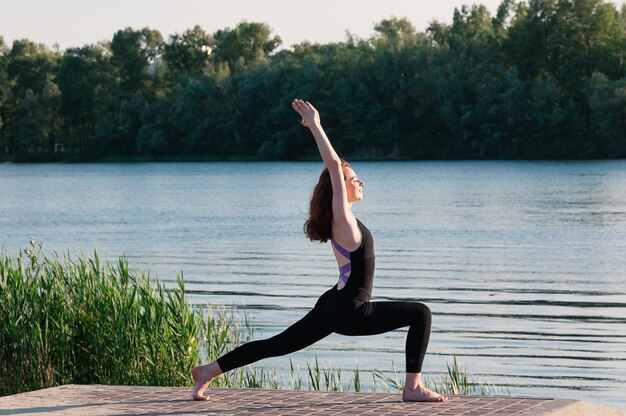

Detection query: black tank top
xmin=332 ymin=219 xmax=375 ymax=303
xmin=314 ymin=219 xmax=376 ymax=332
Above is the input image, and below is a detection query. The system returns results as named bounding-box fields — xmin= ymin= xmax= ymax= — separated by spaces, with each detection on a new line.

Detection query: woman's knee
xmin=415 ymin=302 xmax=432 ymax=322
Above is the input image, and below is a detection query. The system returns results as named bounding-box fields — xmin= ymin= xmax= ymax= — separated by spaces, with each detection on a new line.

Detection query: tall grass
xmin=237 ymin=356 xmax=506 ymax=396
xmin=1 ymin=242 xmax=503 ymax=396
xmin=1 ymin=241 xmax=216 ymax=395
xmin=435 ymin=356 xmax=508 ymax=396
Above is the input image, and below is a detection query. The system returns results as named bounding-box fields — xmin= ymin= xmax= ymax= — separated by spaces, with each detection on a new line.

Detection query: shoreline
xmin=3 ymin=155 xmax=626 ymax=163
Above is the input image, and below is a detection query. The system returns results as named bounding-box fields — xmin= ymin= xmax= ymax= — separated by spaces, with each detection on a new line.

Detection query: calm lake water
xmin=1 ymin=161 xmax=625 ymax=408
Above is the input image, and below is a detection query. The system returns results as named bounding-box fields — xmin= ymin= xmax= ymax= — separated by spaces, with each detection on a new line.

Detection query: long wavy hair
xmin=304 ymin=160 xmax=350 ymax=242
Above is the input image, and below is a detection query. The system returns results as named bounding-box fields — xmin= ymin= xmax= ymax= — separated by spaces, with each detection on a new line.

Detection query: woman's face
xmin=343 ymin=167 xmax=365 ymax=202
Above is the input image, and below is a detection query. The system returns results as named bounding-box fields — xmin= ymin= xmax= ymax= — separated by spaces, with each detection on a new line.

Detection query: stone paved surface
xmin=0 ymin=384 xmax=590 ymax=416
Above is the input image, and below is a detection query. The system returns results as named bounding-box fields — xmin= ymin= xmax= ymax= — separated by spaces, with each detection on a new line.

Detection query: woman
xmin=192 ymin=99 xmax=447 ymax=402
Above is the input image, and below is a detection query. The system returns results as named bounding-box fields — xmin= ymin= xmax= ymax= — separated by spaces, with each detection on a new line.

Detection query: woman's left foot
xmin=402 ymin=385 xmax=448 ymax=402
xmin=191 ymin=365 xmax=212 ymax=401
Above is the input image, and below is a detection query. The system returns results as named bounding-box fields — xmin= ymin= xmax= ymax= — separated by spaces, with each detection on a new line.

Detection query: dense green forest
xmin=1 ymin=0 xmax=625 ymax=161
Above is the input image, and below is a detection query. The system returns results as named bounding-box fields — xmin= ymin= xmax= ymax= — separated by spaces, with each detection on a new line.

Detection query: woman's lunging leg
xmin=217 ymin=309 xmax=331 ymax=371
xmin=404 ymin=302 xmax=432 ymax=373
xmin=338 ymin=301 xmax=432 ymax=372
xmin=192 ymin=309 xmax=331 ymax=400
xmin=335 ymin=300 xmax=445 ymax=402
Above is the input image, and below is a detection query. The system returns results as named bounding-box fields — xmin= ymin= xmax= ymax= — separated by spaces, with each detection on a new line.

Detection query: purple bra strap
xmin=331 ymin=239 xmax=351 ymax=259
xmin=340 ymin=274 xmax=349 ymax=285
xmin=332 ymin=239 xmax=352 ymax=287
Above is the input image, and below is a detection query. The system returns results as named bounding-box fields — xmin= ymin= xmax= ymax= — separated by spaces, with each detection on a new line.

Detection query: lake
xmin=1 ymin=161 xmax=625 ymax=408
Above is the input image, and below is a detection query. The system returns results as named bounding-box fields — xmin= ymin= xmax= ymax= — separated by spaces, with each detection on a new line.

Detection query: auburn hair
xmin=304 ymin=160 xmax=350 ymax=242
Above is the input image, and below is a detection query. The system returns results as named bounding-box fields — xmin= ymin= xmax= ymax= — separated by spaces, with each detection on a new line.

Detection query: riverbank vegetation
xmin=1 ymin=0 xmax=625 ymax=161
xmin=0 ymin=242 xmax=501 ymax=396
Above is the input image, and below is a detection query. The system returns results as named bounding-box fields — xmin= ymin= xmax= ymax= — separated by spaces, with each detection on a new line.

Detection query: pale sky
xmin=0 ymin=0 xmax=514 ymax=50
xmin=3 ymin=0 xmax=625 ymax=51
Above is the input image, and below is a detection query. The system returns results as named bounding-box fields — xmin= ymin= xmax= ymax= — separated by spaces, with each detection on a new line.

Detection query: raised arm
xmin=292 ymin=99 xmax=360 ymax=247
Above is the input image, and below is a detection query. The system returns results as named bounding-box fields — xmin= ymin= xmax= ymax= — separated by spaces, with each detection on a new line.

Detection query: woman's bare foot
xmin=192 ymin=366 xmax=211 ymax=400
xmin=192 ymin=362 xmax=222 ymax=401
xmin=402 ymin=385 xmax=448 ymax=402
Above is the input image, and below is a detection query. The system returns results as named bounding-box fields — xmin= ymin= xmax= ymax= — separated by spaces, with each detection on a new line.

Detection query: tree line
xmin=1 ymin=0 xmax=625 ymax=161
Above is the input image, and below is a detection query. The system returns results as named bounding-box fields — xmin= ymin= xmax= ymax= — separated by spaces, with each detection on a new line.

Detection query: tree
xmin=162 ymin=25 xmax=213 ymax=83
xmin=0 ymin=37 xmax=10 ymax=153
xmin=108 ymin=27 xmax=164 ymax=155
xmin=551 ymin=0 xmax=625 ymax=86
xmin=57 ymin=44 xmax=112 ymax=152
xmin=136 ymin=75 xmax=227 ymax=156
xmin=492 ymin=0 xmax=517 ymax=39
xmin=505 ymin=0 xmax=558 ymax=81
xmin=17 ymin=82 xmax=61 ymax=154
xmin=212 ymin=22 xmax=281 ymax=75
xmin=5 ymin=39 xmax=60 ymax=155
xmin=110 ymin=27 xmax=163 ymax=94
xmin=587 ymin=72 xmax=626 ymax=156
xmin=372 ymin=17 xmax=418 ymax=51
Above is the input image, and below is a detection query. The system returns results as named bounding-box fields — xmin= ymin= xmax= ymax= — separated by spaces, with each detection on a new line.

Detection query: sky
xmin=3 ymin=0 xmax=625 ymax=51
xmin=2 ymin=0 xmax=511 ymax=50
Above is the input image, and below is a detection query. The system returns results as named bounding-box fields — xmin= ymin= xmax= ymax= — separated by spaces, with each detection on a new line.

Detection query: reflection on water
xmin=1 ymin=160 xmax=625 ymax=409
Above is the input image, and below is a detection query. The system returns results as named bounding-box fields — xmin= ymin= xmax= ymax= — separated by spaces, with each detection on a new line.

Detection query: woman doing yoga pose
xmin=192 ymin=100 xmax=447 ymax=402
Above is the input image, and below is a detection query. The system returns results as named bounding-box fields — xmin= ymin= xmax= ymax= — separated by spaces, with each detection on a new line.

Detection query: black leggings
xmin=216 ymin=299 xmax=432 ymax=373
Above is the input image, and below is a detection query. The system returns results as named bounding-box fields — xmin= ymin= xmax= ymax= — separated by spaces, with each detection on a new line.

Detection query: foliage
xmin=1 ymin=1 xmax=625 ymax=161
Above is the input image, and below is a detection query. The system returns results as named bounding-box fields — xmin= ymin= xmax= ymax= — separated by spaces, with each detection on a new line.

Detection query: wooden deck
xmin=0 ymin=385 xmax=624 ymax=415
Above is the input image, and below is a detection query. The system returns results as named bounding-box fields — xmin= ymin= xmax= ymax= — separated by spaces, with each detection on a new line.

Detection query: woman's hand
xmin=292 ymin=99 xmax=320 ymax=128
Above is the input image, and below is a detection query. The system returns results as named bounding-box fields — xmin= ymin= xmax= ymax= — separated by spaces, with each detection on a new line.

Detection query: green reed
xmin=424 ymin=355 xmax=509 ymax=396
xmin=239 ymin=356 xmax=505 ymax=396
xmin=1 ymin=242 xmax=503 ymax=397
xmin=0 ymin=241 xmax=233 ymax=395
